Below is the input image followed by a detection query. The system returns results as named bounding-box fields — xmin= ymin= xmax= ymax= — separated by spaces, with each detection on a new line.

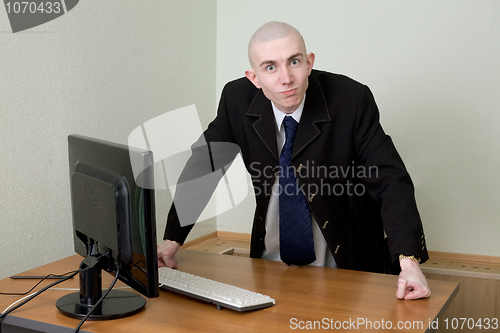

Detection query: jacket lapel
xmin=292 ymin=72 xmax=332 ymax=158
xmin=246 ymin=90 xmax=279 ymax=161
xmin=245 ymin=72 xmax=332 ymax=161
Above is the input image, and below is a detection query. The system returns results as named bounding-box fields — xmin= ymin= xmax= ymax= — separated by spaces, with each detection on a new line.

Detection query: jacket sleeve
xmin=353 ymin=85 xmax=428 ymax=264
xmin=164 ymin=84 xmax=239 ymax=244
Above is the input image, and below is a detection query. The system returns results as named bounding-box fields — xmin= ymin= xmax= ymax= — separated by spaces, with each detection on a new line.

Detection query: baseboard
xmin=215 ymin=231 xmax=252 ymax=242
xmin=181 ymin=231 xmax=218 ymax=250
xmin=422 ymin=253 xmax=500 ymax=280
xmin=428 ymin=250 xmax=500 ymax=265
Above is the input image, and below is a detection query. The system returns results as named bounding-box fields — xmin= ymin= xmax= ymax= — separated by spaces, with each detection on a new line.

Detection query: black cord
xmin=0 ymin=270 xmax=79 ymax=324
xmin=73 ymin=266 xmax=120 ymax=333
xmin=0 ymin=270 xmax=78 ymax=296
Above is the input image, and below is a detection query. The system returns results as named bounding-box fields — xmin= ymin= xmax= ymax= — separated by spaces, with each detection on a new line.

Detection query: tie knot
xmin=283 ymin=116 xmax=298 ymax=139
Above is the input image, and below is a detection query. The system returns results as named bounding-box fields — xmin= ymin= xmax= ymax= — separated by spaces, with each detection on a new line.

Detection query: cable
xmin=0 ymin=271 xmax=78 ymax=319
xmin=0 ymin=270 xmax=78 ymax=329
xmin=0 ymin=270 xmax=78 ymax=296
xmin=2 ymin=285 xmax=131 ymax=322
xmin=73 ymin=266 xmax=120 ymax=333
xmin=2 ymin=291 xmax=38 ymax=313
xmin=2 ymin=287 xmax=86 ymax=314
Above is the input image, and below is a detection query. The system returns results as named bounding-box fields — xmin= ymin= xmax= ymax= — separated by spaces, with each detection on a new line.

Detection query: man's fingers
xmin=408 ymin=284 xmax=431 ymax=300
xmin=397 ymin=279 xmax=431 ymax=300
xmin=403 ymin=286 xmax=431 ymax=300
xmin=396 ymin=279 xmax=408 ymax=299
xmin=404 ymin=290 xmax=421 ymax=300
xmin=157 ymin=253 xmax=178 ymax=269
xmin=157 ymin=240 xmax=181 ymax=269
xmin=167 ymin=256 xmax=178 ymax=269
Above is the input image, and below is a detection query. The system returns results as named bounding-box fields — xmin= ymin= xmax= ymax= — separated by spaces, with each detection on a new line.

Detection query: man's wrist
xmin=399 ymin=254 xmax=421 ymax=264
xmin=166 ymin=239 xmax=182 ymax=247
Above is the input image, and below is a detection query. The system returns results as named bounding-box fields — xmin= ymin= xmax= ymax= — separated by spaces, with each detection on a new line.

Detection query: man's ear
xmin=306 ymin=52 xmax=315 ymax=75
xmin=245 ymin=69 xmax=261 ymax=89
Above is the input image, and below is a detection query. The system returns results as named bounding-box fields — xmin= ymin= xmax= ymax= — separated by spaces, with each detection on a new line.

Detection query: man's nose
xmin=279 ymin=67 xmax=292 ymax=84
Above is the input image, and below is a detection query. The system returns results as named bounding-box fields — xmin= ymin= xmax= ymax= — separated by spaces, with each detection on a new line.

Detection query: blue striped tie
xmin=279 ymin=116 xmax=316 ymax=266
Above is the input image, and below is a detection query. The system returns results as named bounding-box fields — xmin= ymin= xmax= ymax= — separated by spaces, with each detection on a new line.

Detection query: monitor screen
xmin=56 ymin=134 xmax=159 ymax=320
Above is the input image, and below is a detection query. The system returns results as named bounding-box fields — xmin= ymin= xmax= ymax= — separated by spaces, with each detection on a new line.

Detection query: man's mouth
xmin=282 ymin=88 xmax=296 ymax=96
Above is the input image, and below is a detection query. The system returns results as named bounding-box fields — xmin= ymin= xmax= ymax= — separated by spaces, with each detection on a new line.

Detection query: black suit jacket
xmin=165 ymin=69 xmax=429 ymax=273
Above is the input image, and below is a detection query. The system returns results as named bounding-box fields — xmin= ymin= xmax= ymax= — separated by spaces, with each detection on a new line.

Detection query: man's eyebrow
xmin=288 ymin=53 xmax=304 ymax=61
xmin=259 ymin=60 xmax=275 ymax=67
xmin=259 ymin=53 xmax=304 ymax=68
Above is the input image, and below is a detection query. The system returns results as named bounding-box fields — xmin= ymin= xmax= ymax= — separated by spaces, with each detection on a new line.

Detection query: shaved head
xmin=248 ymin=21 xmax=306 ymax=68
xmin=244 ymin=21 xmax=315 ymax=113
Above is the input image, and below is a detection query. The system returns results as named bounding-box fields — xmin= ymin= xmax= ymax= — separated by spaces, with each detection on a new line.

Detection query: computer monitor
xmin=56 ymin=135 xmax=159 ymax=320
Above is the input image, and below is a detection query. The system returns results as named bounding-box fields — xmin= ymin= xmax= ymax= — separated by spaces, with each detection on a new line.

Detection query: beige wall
xmin=0 ymin=1 xmax=217 ymax=279
xmin=215 ymin=0 xmax=500 ymax=257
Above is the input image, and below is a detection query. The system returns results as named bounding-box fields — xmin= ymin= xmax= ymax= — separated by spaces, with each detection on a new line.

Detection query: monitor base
xmin=56 ymin=290 xmax=145 ymax=320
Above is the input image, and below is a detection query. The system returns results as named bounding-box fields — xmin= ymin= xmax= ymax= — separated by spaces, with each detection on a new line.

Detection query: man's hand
xmin=157 ymin=239 xmax=181 ymax=269
xmin=396 ymin=258 xmax=431 ymax=300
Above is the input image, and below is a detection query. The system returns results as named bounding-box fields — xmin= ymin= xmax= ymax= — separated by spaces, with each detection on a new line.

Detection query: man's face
xmin=245 ymin=33 xmax=315 ymax=114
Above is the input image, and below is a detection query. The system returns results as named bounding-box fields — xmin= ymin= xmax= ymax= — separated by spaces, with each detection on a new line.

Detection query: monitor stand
xmin=56 ymin=255 xmax=145 ymax=320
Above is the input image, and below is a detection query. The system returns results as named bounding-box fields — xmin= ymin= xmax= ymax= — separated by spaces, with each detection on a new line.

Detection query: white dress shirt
xmin=260 ymin=97 xmax=337 ymax=268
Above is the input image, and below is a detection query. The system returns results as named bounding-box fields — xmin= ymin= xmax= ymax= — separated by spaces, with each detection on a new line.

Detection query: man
xmin=158 ymin=21 xmax=431 ymax=300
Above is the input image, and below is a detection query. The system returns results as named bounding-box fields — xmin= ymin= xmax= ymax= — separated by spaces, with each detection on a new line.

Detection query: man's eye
xmin=291 ymin=59 xmax=299 ymax=65
xmin=266 ymin=65 xmax=275 ymax=71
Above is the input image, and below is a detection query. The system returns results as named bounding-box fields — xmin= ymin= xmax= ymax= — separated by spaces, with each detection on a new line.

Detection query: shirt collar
xmin=271 ymin=93 xmax=306 ymax=132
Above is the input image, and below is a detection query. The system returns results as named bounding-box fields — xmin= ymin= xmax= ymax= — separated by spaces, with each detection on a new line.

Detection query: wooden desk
xmin=0 ymin=249 xmax=458 ymax=332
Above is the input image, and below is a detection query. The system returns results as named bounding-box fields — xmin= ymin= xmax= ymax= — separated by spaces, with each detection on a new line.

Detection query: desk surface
xmin=0 ymin=249 xmax=458 ymax=332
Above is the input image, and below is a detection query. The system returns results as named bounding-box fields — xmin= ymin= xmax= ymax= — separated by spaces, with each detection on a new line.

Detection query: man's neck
xmin=271 ymin=94 xmax=306 ymax=131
